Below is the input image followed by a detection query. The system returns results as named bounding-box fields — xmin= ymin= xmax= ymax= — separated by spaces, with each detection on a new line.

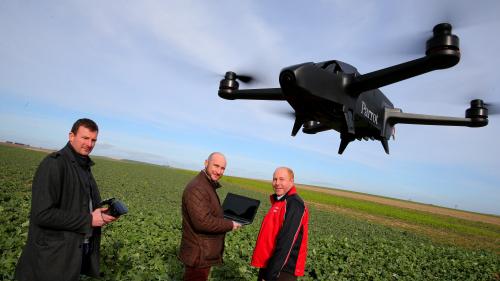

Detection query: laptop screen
xmin=222 ymin=193 xmax=260 ymax=224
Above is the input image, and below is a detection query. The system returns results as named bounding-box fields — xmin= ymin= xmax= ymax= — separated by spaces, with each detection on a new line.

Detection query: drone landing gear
xmin=338 ymin=132 xmax=390 ymax=154
xmin=338 ymin=134 xmax=354 ymax=154
xmin=381 ymin=138 xmax=389 ymax=154
xmin=291 ymin=116 xmax=305 ymax=136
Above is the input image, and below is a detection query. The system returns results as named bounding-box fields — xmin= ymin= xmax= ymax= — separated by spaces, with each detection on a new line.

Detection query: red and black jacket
xmin=251 ymin=186 xmax=309 ymax=281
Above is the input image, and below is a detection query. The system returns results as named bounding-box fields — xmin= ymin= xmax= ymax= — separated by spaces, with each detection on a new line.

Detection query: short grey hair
xmin=275 ymin=166 xmax=294 ymax=180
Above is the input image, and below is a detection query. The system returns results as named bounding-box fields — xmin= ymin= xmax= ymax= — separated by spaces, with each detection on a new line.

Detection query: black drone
xmin=218 ymin=23 xmax=490 ymax=154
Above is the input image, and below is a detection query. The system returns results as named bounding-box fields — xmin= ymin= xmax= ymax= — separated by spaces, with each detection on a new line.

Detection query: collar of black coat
xmin=201 ymin=169 xmax=221 ymax=189
xmin=271 ymin=186 xmax=297 ymax=202
xmin=64 ymin=142 xmax=95 ymax=168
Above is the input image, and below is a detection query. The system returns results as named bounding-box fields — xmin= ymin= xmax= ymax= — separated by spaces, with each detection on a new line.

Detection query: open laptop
xmin=222 ymin=192 xmax=260 ymax=225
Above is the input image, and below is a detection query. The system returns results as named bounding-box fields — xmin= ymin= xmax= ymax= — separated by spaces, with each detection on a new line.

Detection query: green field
xmin=224 ymin=177 xmax=500 ymax=245
xmin=1 ymin=144 xmax=499 ymax=280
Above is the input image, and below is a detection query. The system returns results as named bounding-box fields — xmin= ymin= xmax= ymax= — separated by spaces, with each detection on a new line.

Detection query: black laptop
xmin=222 ymin=193 xmax=260 ymax=225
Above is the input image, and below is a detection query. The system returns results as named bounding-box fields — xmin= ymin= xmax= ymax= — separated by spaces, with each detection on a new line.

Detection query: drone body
xmin=218 ymin=23 xmax=489 ymax=154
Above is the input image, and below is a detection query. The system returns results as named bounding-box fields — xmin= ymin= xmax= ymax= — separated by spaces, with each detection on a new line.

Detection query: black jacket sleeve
xmin=31 ymin=156 xmax=92 ymax=235
xmin=264 ymin=197 xmax=305 ymax=281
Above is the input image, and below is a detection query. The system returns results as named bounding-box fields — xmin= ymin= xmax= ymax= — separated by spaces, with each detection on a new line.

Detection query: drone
xmin=218 ymin=23 xmax=490 ymax=154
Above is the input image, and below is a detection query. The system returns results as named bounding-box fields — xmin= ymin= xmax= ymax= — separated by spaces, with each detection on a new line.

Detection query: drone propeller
xmin=234 ymin=74 xmax=255 ymax=83
xmin=461 ymin=96 xmax=500 ymax=116
xmin=368 ymin=2 xmax=499 ymax=58
xmin=484 ymin=102 xmax=500 ymax=115
xmin=222 ymin=71 xmax=257 ymax=84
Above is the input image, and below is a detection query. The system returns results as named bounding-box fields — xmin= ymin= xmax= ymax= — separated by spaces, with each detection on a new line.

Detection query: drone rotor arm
xmin=384 ymin=109 xmax=488 ymax=128
xmin=347 ymin=23 xmax=460 ymax=96
xmin=218 ymin=88 xmax=285 ymax=100
xmin=347 ymin=53 xmax=459 ymax=95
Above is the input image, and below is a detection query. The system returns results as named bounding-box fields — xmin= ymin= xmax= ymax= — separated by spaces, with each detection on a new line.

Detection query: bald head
xmin=204 ymin=152 xmax=226 ymax=182
xmin=207 ymin=152 xmax=226 ymax=163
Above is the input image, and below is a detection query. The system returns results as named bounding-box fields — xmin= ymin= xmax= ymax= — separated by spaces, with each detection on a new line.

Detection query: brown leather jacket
xmin=179 ymin=171 xmax=233 ymax=267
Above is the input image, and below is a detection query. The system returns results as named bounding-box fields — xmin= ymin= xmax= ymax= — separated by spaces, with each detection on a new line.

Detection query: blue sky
xmin=1 ymin=0 xmax=499 ymax=215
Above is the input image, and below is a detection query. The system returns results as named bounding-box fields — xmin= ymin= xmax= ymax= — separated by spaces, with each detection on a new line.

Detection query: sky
xmin=1 ymin=0 xmax=499 ymax=215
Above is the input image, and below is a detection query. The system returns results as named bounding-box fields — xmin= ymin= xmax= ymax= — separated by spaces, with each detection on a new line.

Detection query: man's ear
xmin=69 ymin=132 xmax=75 ymax=143
xmin=204 ymin=159 xmax=208 ymax=169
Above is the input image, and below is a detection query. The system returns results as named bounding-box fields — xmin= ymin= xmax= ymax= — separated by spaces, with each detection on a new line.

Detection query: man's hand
xmin=91 ymin=207 xmax=117 ymax=227
xmin=101 ymin=211 xmax=118 ymax=224
xmin=232 ymin=221 xmax=242 ymax=231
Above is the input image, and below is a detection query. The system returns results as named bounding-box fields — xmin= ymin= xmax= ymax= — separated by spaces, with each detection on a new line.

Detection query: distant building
xmin=14 ymin=142 xmax=29 ymax=147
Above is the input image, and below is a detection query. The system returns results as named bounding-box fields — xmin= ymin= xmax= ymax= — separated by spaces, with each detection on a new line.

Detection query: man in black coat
xmin=15 ymin=118 xmax=118 ymax=281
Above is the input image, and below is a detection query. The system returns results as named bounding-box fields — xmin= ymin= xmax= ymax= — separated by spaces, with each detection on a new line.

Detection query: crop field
xmin=1 ymin=144 xmax=499 ymax=280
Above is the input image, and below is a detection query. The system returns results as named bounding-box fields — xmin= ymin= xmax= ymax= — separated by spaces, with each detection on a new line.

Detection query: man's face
xmin=204 ymin=154 xmax=226 ymax=182
xmin=69 ymin=126 xmax=98 ymax=156
xmin=272 ymin=168 xmax=294 ymax=196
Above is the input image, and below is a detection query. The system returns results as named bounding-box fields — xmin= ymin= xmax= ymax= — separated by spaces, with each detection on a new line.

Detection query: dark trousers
xmin=183 ymin=266 xmax=211 ymax=281
xmin=258 ymin=268 xmax=297 ymax=281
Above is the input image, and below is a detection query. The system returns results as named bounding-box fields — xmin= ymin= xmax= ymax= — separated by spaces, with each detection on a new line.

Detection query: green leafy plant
xmin=1 ymin=144 xmax=499 ymax=281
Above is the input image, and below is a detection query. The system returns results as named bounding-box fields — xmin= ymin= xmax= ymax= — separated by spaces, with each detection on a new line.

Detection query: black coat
xmin=15 ymin=143 xmax=102 ymax=281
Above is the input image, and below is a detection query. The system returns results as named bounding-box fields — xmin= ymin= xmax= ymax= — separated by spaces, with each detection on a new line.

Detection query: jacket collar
xmin=270 ymin=186 xmax=297 ymax=202
xmin=63 ymin=142 xmax=95 ymax=168
xmin=201 ymin=169 xmax=221 ymax=189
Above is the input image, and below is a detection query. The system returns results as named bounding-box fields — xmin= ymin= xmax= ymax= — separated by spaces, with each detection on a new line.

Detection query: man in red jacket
xmin=251 ymin=167 xmax=309 ymax=281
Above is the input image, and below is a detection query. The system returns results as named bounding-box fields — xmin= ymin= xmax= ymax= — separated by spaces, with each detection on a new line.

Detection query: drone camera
xmin=279 ymin=70 xmax=296 ymax=88
xmin=302 ymin=121 xmax=319 ymax=134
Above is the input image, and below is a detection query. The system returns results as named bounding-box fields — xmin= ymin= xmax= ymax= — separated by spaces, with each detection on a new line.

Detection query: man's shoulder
xmin=33 ymin=151 xmax=68 ymax=181
xmin=184 ymin=172 xmax=210 ymax=194
xmin=40 ymin=150 xmax=63 ymax=164
xmin=287 ymin=194 xmax=305 ymax=208
xmin=187 ymin=172 xmax=210 ymax=187
xmin=47 ymin=151 xmax=62 ymax=159
xmin=39 ymin=148 xmax=72 ymax=169
xmin=185 ymin=172 xmax=199 ymax=186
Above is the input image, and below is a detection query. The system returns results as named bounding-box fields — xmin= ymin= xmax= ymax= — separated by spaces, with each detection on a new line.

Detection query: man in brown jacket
xmin=179 ymin=152 xmax=241 ymax=281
